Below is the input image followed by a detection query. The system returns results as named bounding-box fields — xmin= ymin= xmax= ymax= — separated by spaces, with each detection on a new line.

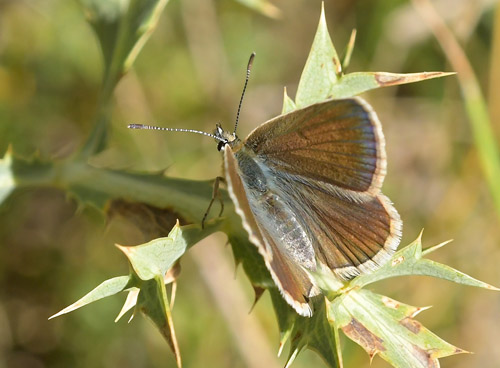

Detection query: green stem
xmin=413 ymin=0 xmax=500 ymax=219
xmin=79 ymin=100 xmax=114 ymax=159
xmin=11 ymin=155 xmax=230 ymax=225
xmin=463 ymin=88 xmax=500 ymax=213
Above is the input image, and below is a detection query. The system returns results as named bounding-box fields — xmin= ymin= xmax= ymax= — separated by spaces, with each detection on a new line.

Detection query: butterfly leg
xmin=202 ymin=176 xmax=225 ymax=229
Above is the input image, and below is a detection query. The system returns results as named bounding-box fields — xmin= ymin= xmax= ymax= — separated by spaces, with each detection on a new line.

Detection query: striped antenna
xmin=233 ymin=52 xmax=256 ymax=135
xmin=127 ymin=124 xmax=224 ymax=142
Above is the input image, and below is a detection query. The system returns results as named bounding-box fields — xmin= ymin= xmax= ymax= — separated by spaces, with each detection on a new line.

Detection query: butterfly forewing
xmin=244 ymin=97 xmax=386 ymax=195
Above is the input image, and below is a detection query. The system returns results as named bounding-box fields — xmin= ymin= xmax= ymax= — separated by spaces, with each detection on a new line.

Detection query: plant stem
xmin=412 ymin=0 xmax=500 ymax=220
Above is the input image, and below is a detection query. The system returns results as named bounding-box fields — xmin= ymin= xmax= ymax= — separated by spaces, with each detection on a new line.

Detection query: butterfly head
xmin=214 ymin=123 xmax=240 ymax=151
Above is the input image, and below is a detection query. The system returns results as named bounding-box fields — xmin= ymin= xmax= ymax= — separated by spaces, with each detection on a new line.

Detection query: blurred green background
xmin=0 ymin=0 xmax=499 ymax=367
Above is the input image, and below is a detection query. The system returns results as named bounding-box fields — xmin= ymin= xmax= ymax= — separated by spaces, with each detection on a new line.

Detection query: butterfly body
xmin=219 ymin=97 xmax=402 ymax=317
xmin=233 ymin=147 xmax=318 ymax=271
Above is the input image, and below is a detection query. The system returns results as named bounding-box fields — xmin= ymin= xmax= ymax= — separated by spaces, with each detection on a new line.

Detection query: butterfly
xmin=129 ymin=53 xmax=402 ymax=317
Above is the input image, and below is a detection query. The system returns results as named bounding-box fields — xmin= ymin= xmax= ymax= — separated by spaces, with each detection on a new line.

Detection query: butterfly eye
xmin=217 ymin=141 xmax=226 ymax=151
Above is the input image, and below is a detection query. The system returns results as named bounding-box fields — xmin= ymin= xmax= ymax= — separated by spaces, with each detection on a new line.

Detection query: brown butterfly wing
xmin=243 ymin=97 xmax=402 ymax=277
xmin=224 ymin=145 xmax=315 ymax=317
xmin=244 ymin=97 xmax=386 ymax=195
xmin=225 ymin=97 xmax=401 ymax=315
xmin=268 ymin=170 xmax=401 ymax=278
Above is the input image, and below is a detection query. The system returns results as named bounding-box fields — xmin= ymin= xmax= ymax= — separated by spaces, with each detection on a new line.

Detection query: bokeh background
xmin=1 ymin=0 xmax=499 ymax=367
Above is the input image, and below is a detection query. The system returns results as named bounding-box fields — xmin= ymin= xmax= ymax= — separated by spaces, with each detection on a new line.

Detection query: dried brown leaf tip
xmin=411 ymin=343 xmax=467 ymax=368
xmin=165 ymin=261 xmax=181 ymax=284
xmin=249 ymin=286 xmax=266 ymax=312
xmin=107 ymin=199 xmax=188 ymax=238
xmin=374 ymin=71 xmax=456 ymax=87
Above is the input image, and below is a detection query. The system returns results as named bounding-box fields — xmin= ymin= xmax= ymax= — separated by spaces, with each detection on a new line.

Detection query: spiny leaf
xmin=227 ymin=232 xmax=274 ymax=288
xmin=282 ymin=87 xmax=297 ymax=115
xmin=115 ymin=288 xmax=140 ymax=322
xmin=6 ymin=148 xmax=223 ymax=223
xmin=138 ymin=275 xmax=181 ymax=367
xmin=115 ymin=263 xmax=180 ymax=323
xmin=349 ymin=234 xmax=499 ymax=290
xmin=117 ymin=220 xmax=223 ymax=281
xmin=329 ymin=289 xmax=466 ymax=368
xmin=295 ymin=3 xmax=340 ymax=108
xmin=286 ymin=298 xmax=341 ymax=368
xmin=69 ymin=165 xmax=221 ymax=220
xmin=79 ymin=0 xmax=169 ymax=156
xmin=328 ymin=71 xmax=456 ymax=99
xmin=49 ymin=5 xmax=488 ymax=368
xmin=49 ymin=276 xmax=131 ymax=319
xmin=80 ymin=0 xmax=170 ymax=95
xmin=50 ymin=221 xmax=221 ymax=321
xmin=292 ymin=5 xmax=453 ymax=109
xmin=50 ymin=221 xmax=221 ymax=367
xmin=8 ymin=151 xmax=56 ymax=190
xmin=269 ymin=288 xmax=297 ymax=357
xmin=341 ymin=29 xmax=356 ymax=72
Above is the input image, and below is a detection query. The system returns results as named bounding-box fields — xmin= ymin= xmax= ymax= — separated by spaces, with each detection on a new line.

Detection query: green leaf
xmin=81 ymin=0 xmax=169 ymax=98
xmin=295 ymin=3 xmax=340 ymax=108
xmin=79 ymin=0 xmax=169 ymax=156
xmin=49 ymin=222 xmax=222 ymax=320
xmin=49 ymin=221 xmax=221 ymax=367
xmin=228 ymin=232 xmax=275 ymax=288
xmin=293 ymin=5 xmax=453 ymax=108
xmin=9 ymin=150 xmax=222 ymax=223
xmin=341 ymin=29 xmax=356 ymax=72
xmin=412 ymin=0 xmax=500 ymax=221
xmin=328 ymin=71 xmax=456 ymax=99
xmin=117 ymin=221 xmax=223 ymax=281
xmin=269 ymin=288 xmax=297 ymax=356
xmin=49 ymin=276 xmax=131 ymax=319
xmin=47 ymin=5 xmax=491 ymax=368
xmin=0 ymin=149 xmax=15 ymax=205
xmin=349 ymin=234 xmax=499 ymax=291
xmin=137 ymin=275 xmax=181 ymax=367
xmin=286 ymin=298 xmax=341 ymax=368
xmin=282 ymin=87 xmax=297 ymax=114
xmin=115 ymin=288 xmax=140 ymax=322
xmin=329 ymin=289 xmax=466 ymax=367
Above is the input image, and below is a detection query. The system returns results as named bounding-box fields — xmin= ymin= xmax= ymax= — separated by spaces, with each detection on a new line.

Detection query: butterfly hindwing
xmin=268 ymin=170 xmax=402 ymax=278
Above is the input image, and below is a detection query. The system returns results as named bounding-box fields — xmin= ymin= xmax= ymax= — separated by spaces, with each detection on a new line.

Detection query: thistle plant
xmin=1 ymin=2 xmax=497 ymax=368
